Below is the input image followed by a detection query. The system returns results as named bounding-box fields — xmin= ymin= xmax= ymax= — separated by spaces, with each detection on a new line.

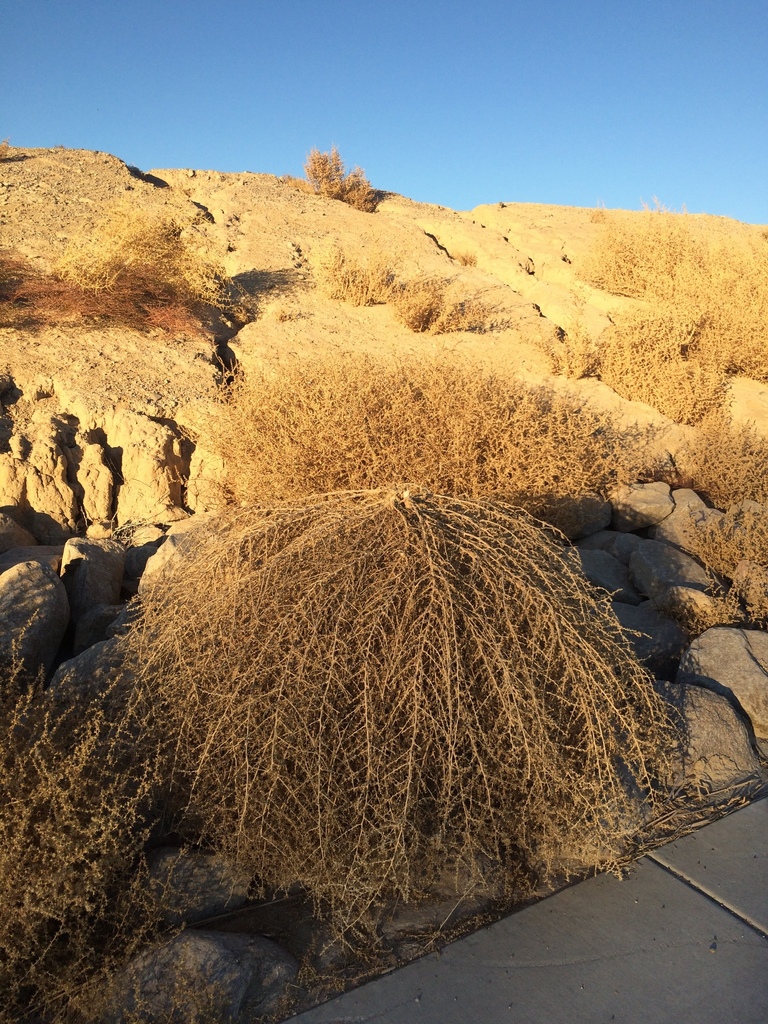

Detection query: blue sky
xmin=3 ymin=1 xmax=767 ymax=223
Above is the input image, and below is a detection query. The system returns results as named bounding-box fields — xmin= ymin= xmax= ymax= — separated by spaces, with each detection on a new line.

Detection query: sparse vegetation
xmin=129 ymin=491 xmax=676 ymax=936
xmin=302 ymin=146 xmax=377 ymax=212
xmin=452 ymin=248 xmax=477 ymax=267
xmin=0 ymin=671 xmax=163 ymax=1023
xmin=0 ymin=138 xmax=10 ymax=161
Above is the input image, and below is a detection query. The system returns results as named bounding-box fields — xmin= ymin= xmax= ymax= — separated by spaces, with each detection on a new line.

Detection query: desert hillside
xmin=6 ymin=143 xmax=759 ymax=534
xmin=2 ymin=144 xmax=768 ymax=1024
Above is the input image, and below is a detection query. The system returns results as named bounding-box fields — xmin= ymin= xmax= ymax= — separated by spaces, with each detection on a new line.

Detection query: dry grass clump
xmin=205 ymin=355 xmax=654 ymax=534
xmin=303 ymin=146 xmax=377 ymax=212
xmin=1 ymin=207 xmax=239 ymax=333
xmin=309 ymin=243 xmax=394 ymax=305
xmin=674 ymin=412 xmax=768 ymax=508
xmin=0 ymin=138 xmax=10 ymax=161
xmin=597 ymin=308 xmax=728 ymax=424
xmin=579 ymin=207 xmax=768 ymax=418
xmin=390 ymin=277 xmax=496 ymax=334
xmin=452 ymin=249 xmax=477 ymax=267
xmin=129 ymin=491 xmax=676 ymax=933
xmin=0 ymin=671 xmax=162 ymax=1023
xmin=52 ymin=205 xmax=232 ymax=331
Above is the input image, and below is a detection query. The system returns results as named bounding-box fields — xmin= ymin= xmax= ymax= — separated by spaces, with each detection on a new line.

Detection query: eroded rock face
xmin=677 ymin=627 xmax=768 ymax=738
xmin=0 ymin=560 xmax=69 ymax=677
xmin=0 ymin=437 xmax=79 ymax=542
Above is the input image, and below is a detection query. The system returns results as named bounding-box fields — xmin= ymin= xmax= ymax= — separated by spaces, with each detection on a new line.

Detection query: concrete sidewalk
xmin=289 ymin=797 xmax=768 ymax=1024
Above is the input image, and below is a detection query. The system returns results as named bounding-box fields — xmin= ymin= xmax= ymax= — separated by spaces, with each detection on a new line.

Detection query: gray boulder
xmin=49 ymin=636 xmax=129 ymax=701
xmin=0 ymin=544 xmax=64 ymax=575
xmin=628 ymin=540 xmax=713 ymax=617
xmin=657 ymin=680 xmax=762 ymax=794
xmin=147 ymin=848 xmax=252 ymax=927
xmin=140 ymin=514 xmax=217 ymax=590
xmin=0 ymin=560 xmax=69 ymax=677
xmin=73 ymin=603 xmax=124 ymax=655
xmin=558 ymin=493 xmax=613 ymax=540
xmin=649 ymin=488 xmax=724 ymax=553
xmin=106 ymin=930 xmax=297 ymax=1023
xmin=576 ymin=529 xmax=647 ymax=566
xmin=612 ymin=601 xmax=688 ymax=679
xmin=677 ymin=627 xmax=768 ymax=737
xmin=611 ymin=481 xmax=674 ymax=532
xmin=572 ymin=548 xmax=642 ymax=604
xmin=60 ymin=537 xmax=126 ymax=623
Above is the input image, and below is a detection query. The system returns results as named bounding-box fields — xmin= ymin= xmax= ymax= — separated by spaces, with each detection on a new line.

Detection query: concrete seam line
xmin=644 ymin=854 xmax=768 ymax=940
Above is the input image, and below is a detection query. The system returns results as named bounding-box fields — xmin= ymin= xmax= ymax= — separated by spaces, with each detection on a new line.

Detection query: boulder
xmin=0 ymin=544 xmax=64 ymax=575
xmin=555 ymin=493 xmax=613 ymax=540
xmin=628 ymin=540 xmax=712 ymax=616
xmin=124 ymin=542 xmax=161 ymax=582
xmin=106 ymin=931 xmax=297 ymax=1024
xmin=0 ymin=512 xmax=37 ymax=554
xmin=571 ymin=548 xmax=642 ymax=604
xmin=49 ymin=636 xmax=129 ymax=701
xmin=649 ymin=488 xmax=724 ymax=553
xmin=677 ymin=627 xmax=768 ymax=737
xmin=140 ymin=514 xmax=217 ymax=589
xmin=612 ymin=601 xmax=689 ymax=679
xmin=611 ymin=481 xmax=674 ymax=532
xmin=147 ymin=848 xmax=252 ymax=927
xmin=0 ymin=560 xmax=69 ymax=677
xmin=60 ymin=537 xmax=126 ymax=623
xmin=576 ymin=528 xmax=647 ymax=566
xmin=656 ymin=680 xmax=762 ymax=794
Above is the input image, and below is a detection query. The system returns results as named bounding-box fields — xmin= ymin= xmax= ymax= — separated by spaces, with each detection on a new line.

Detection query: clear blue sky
xmin=3 ymin=1 xmax=767 ymax=223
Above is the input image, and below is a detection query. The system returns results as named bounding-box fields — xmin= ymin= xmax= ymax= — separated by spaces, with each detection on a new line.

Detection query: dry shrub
xmin=581 ymin=207 xmax=768 ymax=409
xmin=597 ymin=308 xmax=728 ymax=424
xmin=0 ymin=138 xmax=10 ymax=161
xmin=0 ymin=671 xmax=163 ymax=1022
xmin=547 ymin=320 xmax=601 ymax=379
xmin=390 ymin=277 xmax=496 ymax=334
xmin=452 ymin=249 xmax=477 ymax=267
xmin=303 ymin=146 xmax=377 ymax=212
xmin=52 ymin=205 xmax=231 ymax=330
xmin=686 ymin=504 xmax=768 ymax=581
xmin=309 ymin=243 xmax=394 ymax=305
xmin=675 ymin=412 xmax=768 ymax=508
xmin=205 ymin=355 xmax=654 ymax=533
xmin=128 ymin=491 xmax=676 ymax=933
